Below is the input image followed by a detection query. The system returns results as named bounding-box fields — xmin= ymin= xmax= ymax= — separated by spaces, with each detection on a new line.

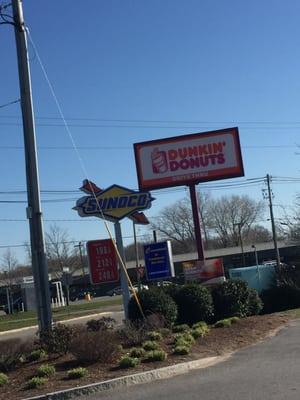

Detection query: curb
xmin=22 ymin=355 xmax=230 ymax=400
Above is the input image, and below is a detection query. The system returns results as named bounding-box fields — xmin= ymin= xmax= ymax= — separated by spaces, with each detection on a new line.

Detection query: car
xmin=3 ymin=297 xmax=24 ymax=314
xmin=106 ymin=286 xmax=123 ymax=296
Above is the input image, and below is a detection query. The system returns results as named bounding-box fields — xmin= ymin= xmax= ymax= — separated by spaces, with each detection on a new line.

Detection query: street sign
xmin=87 ymin=239 xmax=119 ymax=284
xmin=74 ymin=182 xmax=154 ymax=222
xmin=143 ymin=241 xmax=175 ymax=281
xmin=134 ymin=127 xmax=244 ymax=190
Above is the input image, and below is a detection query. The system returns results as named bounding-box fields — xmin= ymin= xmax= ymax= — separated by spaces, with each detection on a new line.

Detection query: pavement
xmin=82 ymin=319 xmax=300 ymax=400
xmin=0 ymin=309 xmax=124 ymax=341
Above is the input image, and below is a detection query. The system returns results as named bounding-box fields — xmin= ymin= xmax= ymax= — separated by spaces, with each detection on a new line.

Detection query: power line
xmin=0 ymin=99 xmax=20 ymax=109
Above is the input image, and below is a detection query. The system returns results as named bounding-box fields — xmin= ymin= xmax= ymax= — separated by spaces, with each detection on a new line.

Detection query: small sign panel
xmin=134 ymin=127 xmax=244 ymax=190
xmin=182 ymin=258 xmax=225 ymax=284
xmin=144 ymin=241 xmax=175 ymax=280
xmin=87 ymin=239 xmax=119 ymax=284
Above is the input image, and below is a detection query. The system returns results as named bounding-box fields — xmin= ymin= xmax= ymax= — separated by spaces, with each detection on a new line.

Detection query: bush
xmin=25 ymin=376 xmax=48 ymax=389
xmin=67 ymin=367 xmax=88 ymax=379
xmin=39 ymin=324 xmax=74 ymax=355
xmin=0 ymin=338 xmax=34 ymax=372
xmin=173 ymin=345 xmax=190 ymax=355
xmin=119 ymin=356 xmax=140 ymax=368
xmin=248 ymin=288 xmax=263 ymax=316
xmin=261 ymin=285 xmax=300 ymax=314
xmin=146 ymin=331 xmax=162 ymax=341
xmin=128 ymin=288 xmax=178 ymax=326
xmin=129 ymin=347 xmax=146 ymax=358
xmin=191 ymin=326 xmax=209 ymax=339
xmin=86 ymin=317 xmax=116 ymax=332
xmin=192 ymin=321 xmax=208 ymax=330
xmin=212 ymin=280 xmax=260 ymax=320
xmin=145 ymin=350 xmax=167 ymax=362
xmin=0 ymin=372 xmax=8 ymax=386
xmin=70 ymin=327 xmax=121 ymax=364
xmin=142 ymin=340 xmax=160 ymax=351
xmin=174 ymin=284 xmax=214 ymax=325
xmin=37 ymin=363 xmax=56 ymax=378
xmin=174 ymin=333 xmax=195 ymax=346
xmin=172 ymin=324 xmax=190 ymax=333
xmin=118 ymin=321 xmax=147 ymax=347
xmin=229 ymin=316 xmax=240 ymax=324
xmin=161 ymin=283 xmax=181 ymax=300
xmin=27 ymin=349 xmax=47 ymax=362
xmin=214 ymin=318 xmax=232 ymax=328
xmin=159 ymin=328 xmax=171 ymax=337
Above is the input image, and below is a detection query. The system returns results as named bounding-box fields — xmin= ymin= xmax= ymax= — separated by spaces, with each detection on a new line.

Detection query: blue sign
xmin=143 ymin=241 xmax=175 ymax=281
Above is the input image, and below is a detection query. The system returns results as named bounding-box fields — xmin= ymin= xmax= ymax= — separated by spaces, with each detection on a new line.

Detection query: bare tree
xmin=150 ymin=192 xmax=211 ymax=252
xmin=0 ymin=248 xmax=23 ymax=284
xmin=206 ymin=195 xmax=265 ymax=247
xmin=45 ymin=224 xmax=81 ymax=278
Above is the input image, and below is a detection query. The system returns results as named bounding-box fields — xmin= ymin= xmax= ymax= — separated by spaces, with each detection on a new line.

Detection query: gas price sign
xmin=86 ymin=239 xmax=119 ymax=284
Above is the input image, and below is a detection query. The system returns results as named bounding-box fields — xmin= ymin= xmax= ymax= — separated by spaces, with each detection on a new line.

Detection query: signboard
xmin=134 ymin=127 xmax=244 ymax=190
xmin=74 ymin=182 xmax=154 ymax=222
xmin=144 ymin=241 xmax=175 ymax=280
xmin=182 ymin=258 xmax=225 ymax=284
xmin=87 ymin=239 xmax=119 ymax=284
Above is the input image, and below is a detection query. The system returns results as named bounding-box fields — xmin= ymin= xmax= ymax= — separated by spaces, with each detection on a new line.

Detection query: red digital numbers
xmin=87 ymin=239 xmax=119 ymax=284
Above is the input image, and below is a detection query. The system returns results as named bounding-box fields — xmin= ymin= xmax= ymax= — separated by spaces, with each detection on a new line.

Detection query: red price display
xmin=87 ymin=239 xmax=119 ymax=284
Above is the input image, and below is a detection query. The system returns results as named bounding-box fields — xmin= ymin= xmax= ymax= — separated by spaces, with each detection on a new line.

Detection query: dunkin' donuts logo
xmin=151 ymin=141 xmax=226 ymax=174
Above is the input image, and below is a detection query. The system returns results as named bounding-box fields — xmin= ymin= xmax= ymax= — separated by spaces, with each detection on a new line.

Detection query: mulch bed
xmin=0 ymin=313 xmax=292 ymax=400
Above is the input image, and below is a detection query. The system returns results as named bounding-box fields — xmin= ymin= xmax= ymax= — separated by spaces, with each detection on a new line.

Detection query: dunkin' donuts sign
xmin=134 ymin=128 xmax=244 ymax=190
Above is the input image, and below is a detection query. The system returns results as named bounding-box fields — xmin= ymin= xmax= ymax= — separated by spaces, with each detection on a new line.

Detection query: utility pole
xmin=12 ymin=0 xmax=52 ymax=331
xmin=263 ymin=174 xmax=281 ymax=269
xmin=234 ymin=222 xmax=246 ymax=266
xmin=74 ymin=242 xmax=85 ymax=277
xmin=133 ymin=222 xmax=141 ymax=288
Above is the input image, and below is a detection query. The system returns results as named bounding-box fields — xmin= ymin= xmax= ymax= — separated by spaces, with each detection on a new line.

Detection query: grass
xmin=284 ymin=308 xmax=300 ymax=318
xmin=0 ymin=297 xmax=122 ymax=332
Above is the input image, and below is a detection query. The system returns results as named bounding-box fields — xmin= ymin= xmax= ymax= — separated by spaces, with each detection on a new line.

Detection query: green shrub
xmin=192 ymin=321 xmax=208 ymax=330
xmin=67 ymin=367 xmax=88 ymax=379
xmin=248 ymin=288 xmax=263 ymax=316
xmin=174 ymin=284 xmax=214 ymax=325
xmin=229 ymin=316 xmax=240 ymax=324
xmin=86 ymin=317 xmax=116 ymax=332
xmin=25 ymin=376 xmax=48 ymax=389
xmin=214 ymin=318 xmax=232 ymax=328
xmin=191 ymin=326 xmax=209 ymax=339
xmin=119 ymin=356 xmax=140 ymax=368
xmin=173 ymin=345 xmax=190 ymax=355
xmin=129 ymin=347 xmax=146 ymax=358
xmin=261 ymin=285 xmax=300 ymax=314
xmin=142 ymin=340 xmax=160 ymax=351
xmin=146 ymin=331 xmax=163 ymax=341
xmin=145 ymin=350 xmax=167 ymax=362
xmin=0 ymin=372 xmax=8 ymax=386
xmin=172 ymin=324 xmax=190 ymax=333
xmin=0 ymin=338 xmax=34 ymax=372
xmin=174 ymin=332 xmax=195 ymax=346
xmin=27 ymin=349 xmax=47 ymax=362
xmin=128 ymin=288 xmax=178 ymax=326
xmin=39 ymin=324 xmax=73 ymax=355
xmin=37 ymin=363 xmax=56 ymax=377
xmin=161 ymin=283 xmax=181 ymax=300
xmin=70 ymin=328 xmax=121 ymax=364
xmin=212 ymin=280 xmax=259 ymax=320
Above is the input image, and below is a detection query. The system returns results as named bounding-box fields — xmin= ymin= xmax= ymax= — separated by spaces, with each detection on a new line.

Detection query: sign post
xmin=114 ymin=221 xmax=130 ymax=319
xmin=189 ymin=185 xmax=205 ymax=261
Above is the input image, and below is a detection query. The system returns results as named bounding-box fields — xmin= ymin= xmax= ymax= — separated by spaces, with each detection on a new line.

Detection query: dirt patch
xmin=0 ymin=313 xmax=292 ymax=400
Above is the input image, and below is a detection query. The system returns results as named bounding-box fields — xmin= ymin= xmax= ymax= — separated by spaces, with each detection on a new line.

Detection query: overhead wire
xmin=26 ymin=28 xmax=145 ymax=318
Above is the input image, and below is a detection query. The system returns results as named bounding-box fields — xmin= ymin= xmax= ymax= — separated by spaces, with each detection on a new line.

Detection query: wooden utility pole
xmin=12 ymin=0 xmax=52 ymax=331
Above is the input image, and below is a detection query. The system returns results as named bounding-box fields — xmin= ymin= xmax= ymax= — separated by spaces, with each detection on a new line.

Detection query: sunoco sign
xmin=73 ymin=183 xmax=154 ymax=222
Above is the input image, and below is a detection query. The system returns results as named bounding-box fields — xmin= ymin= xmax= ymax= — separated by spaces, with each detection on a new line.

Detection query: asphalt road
xmin=84 ymin=319 xmax=300 ymax=400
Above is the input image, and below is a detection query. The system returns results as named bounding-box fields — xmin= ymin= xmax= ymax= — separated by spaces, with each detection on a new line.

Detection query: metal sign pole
xmin=189 ymin=184 xmax=205 ymax=261
xmin=114 ymin=221 xmax=130 ymax=319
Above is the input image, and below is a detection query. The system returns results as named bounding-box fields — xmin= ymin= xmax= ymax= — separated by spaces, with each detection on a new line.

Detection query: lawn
xmin=0 ymin=297 xmax=122 ymax=332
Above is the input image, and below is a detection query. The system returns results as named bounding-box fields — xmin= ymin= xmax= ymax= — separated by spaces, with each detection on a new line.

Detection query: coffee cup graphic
xmin=151 ymin=148 xmax=168 ymax=174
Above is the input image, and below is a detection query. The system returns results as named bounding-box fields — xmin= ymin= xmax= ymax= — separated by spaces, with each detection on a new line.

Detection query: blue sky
xmin=0 ymin=0 xmax=300 ymax=264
